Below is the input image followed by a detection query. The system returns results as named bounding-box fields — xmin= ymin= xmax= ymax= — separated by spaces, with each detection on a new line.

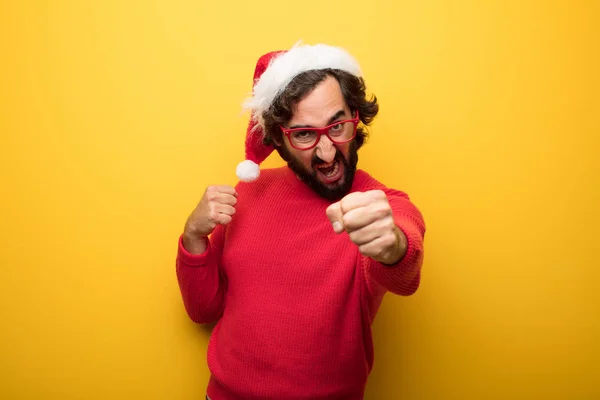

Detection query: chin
xmin=283 ymin=142 xmax=359 ymax=202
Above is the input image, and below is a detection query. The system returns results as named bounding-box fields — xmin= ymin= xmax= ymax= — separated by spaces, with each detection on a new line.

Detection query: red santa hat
xmin=236 ymin=43 xmax=363 ymax=182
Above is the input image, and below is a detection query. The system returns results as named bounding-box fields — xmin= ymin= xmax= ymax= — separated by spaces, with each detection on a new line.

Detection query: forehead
xmin=289 ymin=76 xmax=349 ymax=126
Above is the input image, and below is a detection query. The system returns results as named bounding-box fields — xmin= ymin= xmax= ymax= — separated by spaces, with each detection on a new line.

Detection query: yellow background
xmin=1 ymin=1 xmax=598 ymax=399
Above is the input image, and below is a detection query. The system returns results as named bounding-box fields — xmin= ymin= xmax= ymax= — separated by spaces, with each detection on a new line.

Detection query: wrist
xmin=182 ymin=231 xmax=208 ymax=255
xmin=380 ymin=226 xmax=407 ymax=265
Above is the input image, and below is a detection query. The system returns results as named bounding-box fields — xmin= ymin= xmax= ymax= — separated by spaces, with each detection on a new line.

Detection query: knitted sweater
xmin=176 ymin=167 xmax=425 ymax=400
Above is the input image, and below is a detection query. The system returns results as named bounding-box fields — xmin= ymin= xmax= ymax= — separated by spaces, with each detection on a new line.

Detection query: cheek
xmin=289 ymin=148 xmax=313 ymax=168
xmin=299 ymin=152 xmax=314 ymax=168
xmin=338 ymin=143 xmax=352 ymax=160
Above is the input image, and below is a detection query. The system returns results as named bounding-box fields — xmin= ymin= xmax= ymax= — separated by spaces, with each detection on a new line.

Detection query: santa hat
xmin=235 ymin=43 xmax=363 ymax=182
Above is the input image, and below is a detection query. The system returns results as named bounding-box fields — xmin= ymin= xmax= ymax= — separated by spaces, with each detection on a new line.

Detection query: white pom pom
xmin=236 ymin=160 xmax=260 ymax=182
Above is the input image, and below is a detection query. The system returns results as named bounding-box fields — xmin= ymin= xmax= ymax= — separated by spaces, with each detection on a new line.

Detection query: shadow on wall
xmin=364 ymin=297 xmax=420 ymax=400
xmin=196 ymin=322 xmax=216 ymax=340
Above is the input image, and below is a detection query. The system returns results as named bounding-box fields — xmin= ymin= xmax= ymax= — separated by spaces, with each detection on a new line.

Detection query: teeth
xmin=319 ymin=161 xmax=339 ymax=177
xmin=317 ymin=161 xmax=335 ymax=169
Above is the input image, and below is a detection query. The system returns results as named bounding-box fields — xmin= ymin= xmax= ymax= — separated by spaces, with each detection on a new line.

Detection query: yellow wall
xmin=1 ymin=1 xmax=598 ymax=399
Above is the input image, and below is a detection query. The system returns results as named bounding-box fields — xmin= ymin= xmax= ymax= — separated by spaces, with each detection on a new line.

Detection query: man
xmin=176 ymin=43 xmax=426 ymax=400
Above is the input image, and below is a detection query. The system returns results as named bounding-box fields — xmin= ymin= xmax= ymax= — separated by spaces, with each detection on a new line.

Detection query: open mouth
xmin=315 ymin=159 xmax=344 ymax=184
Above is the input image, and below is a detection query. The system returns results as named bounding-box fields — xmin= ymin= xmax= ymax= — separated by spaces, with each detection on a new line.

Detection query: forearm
xmin=176 ymin=232 xmax=226 ymax=324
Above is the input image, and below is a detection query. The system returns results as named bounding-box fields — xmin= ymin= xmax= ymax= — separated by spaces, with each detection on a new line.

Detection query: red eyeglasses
xmin=280 ymin=111 xmax=360 ymax=150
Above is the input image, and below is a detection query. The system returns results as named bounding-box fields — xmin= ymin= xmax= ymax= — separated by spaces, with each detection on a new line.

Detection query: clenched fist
xmin=326 ymin=190 xmax=407 ymax=265
xmin=183 ymin=185 xmax=237 ymax=254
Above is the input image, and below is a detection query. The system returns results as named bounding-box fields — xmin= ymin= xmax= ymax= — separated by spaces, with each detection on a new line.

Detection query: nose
xmin=315 ymin=135 xmax=336 ymax=163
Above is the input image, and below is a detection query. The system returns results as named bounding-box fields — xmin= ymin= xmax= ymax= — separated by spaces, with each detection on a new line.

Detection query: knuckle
xmin=208 ymin=207 xmax=219 ymax=222
xmin=380 ymin=215 xmax=394 ymax=228
xmin=352 ymin=192 xmax=366 ymax=204
xmin=342 ymin=214 xmax=353 ymax=228
xmin=372 ymin=189 xmax=385 ymax=200
xmin=376 ymin=203 xmax=392 ymax=218
xmin=387 ymin=218 xmax=397 ymax=231
xmin=383 ymin=233 xmax=396 ymax=248
xmin=359 ymin=244 xmax=371 ymax=256
xmin=326 ymin=203 xmax=336 ymax=215
xmin=347 ymin=191 xmax=361 ymax=200
xmin=208 ymin=193 xmax=217 ymax=202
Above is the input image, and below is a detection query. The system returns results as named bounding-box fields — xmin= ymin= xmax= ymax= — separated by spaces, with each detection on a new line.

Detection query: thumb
xmin=326 ymin=202 xmax=345 ymax=234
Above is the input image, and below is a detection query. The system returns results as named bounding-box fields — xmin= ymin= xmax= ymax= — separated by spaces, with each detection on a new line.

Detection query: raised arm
xmin=326 ymin=188 xmax=425 ymax=296
xmin=176 ymin=185 xmax=237 ymax=323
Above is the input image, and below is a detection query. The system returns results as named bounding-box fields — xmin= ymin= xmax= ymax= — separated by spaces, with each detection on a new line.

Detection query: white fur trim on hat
xmin=242 ymin=43 xmax=362 ymax=128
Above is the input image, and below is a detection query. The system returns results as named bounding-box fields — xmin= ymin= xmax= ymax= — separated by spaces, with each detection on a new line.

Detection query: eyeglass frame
xmin=280 ymin=110 xmax=360 ymax=150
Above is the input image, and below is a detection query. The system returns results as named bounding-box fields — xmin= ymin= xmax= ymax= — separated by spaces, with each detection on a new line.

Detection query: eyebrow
xmin=289 ymin=110 xmax=347 ymax=129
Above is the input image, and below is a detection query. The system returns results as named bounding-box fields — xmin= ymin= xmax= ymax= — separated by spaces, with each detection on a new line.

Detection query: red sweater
xmin=176 ymin=167 xmax=425 ymax=400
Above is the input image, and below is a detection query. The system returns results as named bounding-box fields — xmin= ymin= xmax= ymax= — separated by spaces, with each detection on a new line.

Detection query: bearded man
xmin=176 ymin=43 xmax=426 ymax=400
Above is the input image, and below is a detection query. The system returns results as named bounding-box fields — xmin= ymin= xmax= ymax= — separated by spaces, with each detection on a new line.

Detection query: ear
xmin=272 ymin=135 xmax=283 ymax=147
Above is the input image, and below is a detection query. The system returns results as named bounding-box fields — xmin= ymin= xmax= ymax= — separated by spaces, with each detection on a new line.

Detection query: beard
xmin=278 ymin=142 xmax=359 ymax=202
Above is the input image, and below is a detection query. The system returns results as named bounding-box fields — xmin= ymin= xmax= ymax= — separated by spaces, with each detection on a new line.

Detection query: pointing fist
xmin=326 ymin=190 xmax=407 ymax=265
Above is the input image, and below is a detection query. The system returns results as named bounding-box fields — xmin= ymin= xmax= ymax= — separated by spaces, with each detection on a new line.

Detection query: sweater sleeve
xmin=363 ymin=188 xmax=426 ymax=297
xmin=176 ymin=225 xmax=227 ymax=324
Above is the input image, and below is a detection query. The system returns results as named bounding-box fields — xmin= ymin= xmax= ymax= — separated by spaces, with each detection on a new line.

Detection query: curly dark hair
xmin=261 ymin=69 xmax=379 ymax=153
